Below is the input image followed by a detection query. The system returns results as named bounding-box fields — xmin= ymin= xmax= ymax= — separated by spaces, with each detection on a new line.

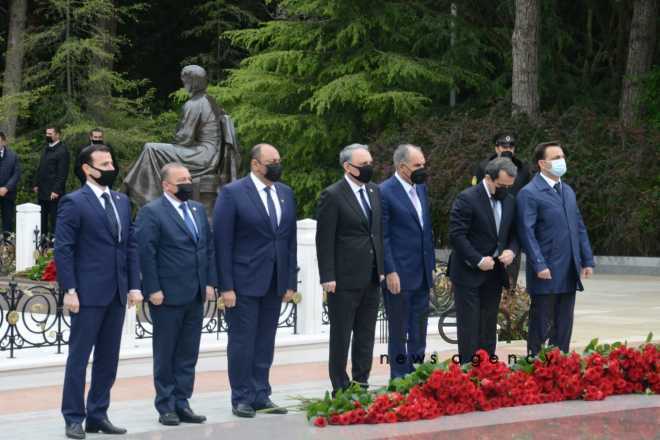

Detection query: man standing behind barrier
xmin=316 ymin=143 xmax=384 ymax=395
xmin=517 ymin=141 xmax=594 ymax=356
xmin=214 ymin=143 xmax=297 ymax=418
xmin=0 ymin=131 xmax=21 ymax=239
xmin=379 ymin=144 xmax=435 ymax=379
xmin=448 ymin=158 xmax=518 ymax=364
xmin=56 ymin=144 xmax=141 ymax=439
xmin=136 ymin=163 xmax=216 ymax=426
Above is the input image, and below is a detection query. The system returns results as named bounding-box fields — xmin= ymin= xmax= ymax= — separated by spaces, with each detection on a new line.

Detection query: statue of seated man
xmin=124 ymin=65 xmax=238 ymax=207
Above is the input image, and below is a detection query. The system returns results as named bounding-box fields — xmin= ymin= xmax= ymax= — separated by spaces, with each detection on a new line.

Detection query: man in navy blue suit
xmin=0 ymin=131 xmax=21 ymax=238
xmin=136 ymin=163 xmax=217 ymax=426
xmin=214 ymin=143 xmax=297 ymax=418
xmin=55 ymin=144 xmax=142 ymax=439
xmin=380 ymin=144 xmax=435 ymax=379
xmin=517 ymin=141 xmax=594 ymax=356
xmin=448 ymin=158 xmax=519 ymax=364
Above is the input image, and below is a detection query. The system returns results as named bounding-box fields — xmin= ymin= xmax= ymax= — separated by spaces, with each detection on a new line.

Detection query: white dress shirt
xmin=344 ymin=174 xmax=371 ymax=218
xmin=86 ymin=181 xmax=122 ymax=241
xmin=250 ymin=172 xmax=281 ymax=226
xmin=164 ymin=191 xmax=199 ymax=235
xmin=395 ymin=172 xmax=423 ymax=227
xmin=540 ymin=172 xmax=561 ymax=191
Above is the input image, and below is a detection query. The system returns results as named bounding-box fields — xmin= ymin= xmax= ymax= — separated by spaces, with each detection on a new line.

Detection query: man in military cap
xmin=472 ymin=132 xmax=531 ymax=287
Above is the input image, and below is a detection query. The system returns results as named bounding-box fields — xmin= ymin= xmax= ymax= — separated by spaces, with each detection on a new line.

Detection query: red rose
xmin=313 ymin=417 xmax=328 ymax=427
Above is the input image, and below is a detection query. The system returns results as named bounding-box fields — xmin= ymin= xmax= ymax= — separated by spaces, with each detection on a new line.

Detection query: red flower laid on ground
xmin=301 ymin=334 xmax=659 ymax=428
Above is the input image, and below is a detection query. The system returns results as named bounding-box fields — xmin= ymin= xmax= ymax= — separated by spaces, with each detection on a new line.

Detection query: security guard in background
xmin=472 ymin=132 xmax=531 ymax=287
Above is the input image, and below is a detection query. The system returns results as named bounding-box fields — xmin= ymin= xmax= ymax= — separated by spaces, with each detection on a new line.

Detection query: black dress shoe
xmin=65 ymin=423 xmax=85 ymax=440
xmin=85 ymin=418 xmax=126 ymax=435
xmin=159 ymin=412 xmax=181 ymax=426
xmin=232 ymin=403 xmax=256 ymax=418
xmin=176 ymin=407 xmax=206 ymax=423
xmin=253 ymin=399 xmax=288 ymax=414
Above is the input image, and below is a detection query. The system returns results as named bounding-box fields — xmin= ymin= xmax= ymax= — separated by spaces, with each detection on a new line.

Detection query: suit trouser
xmin=62 ymin=294 xmax=125 ymax=424
xmin=0 ymin=197 xmax=14 ymax=236
xmin=453 ymin=278 xmax=502 ymax=364
xmin=327 ymin=279 xmax=380 ymax=392
xmin=150 ymin=296 xmax=203 ymax=414
xmin=39 ymin=199 xmax=59 ymax=236
xmin=382 ymin=286 xmax=429 ymax=379
xmin=225 ymin=274 xmax=281 ymax=407
xmin=527 ymin=292 xmax=576 ymax=356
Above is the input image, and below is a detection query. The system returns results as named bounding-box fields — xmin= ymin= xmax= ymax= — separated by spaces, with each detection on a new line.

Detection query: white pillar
xmin=15 ymin=203 xmax=41 ymax=272
xmin=295 ymin=218 xmax=324 ymax=335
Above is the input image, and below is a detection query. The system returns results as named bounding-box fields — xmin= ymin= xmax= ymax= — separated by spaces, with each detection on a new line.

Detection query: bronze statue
xmin=123 ymin=65 xmax=240 ymax=207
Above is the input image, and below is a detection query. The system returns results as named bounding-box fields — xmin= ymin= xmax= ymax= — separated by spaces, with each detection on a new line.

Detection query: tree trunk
xmin=511 ymin=0 xmax=540 ymax=117
xmin=620 ymin=0 xmax=657 ymax=128
xmin=1 ymin=0 xmax=29 ymax=139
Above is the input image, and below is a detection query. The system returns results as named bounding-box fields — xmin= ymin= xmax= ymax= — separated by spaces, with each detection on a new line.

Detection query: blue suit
xmin=136 ymin=195 xmax=217 ymax=415
xmin=516 ymin=173 xmax=594 ymax=354
xmin=380 ymin=175 xmax=435 ymax=378
xmin=214 ymin=175 xmax=297 ymax=408
xmin=55 ymin=184 xmax=140 ymax=425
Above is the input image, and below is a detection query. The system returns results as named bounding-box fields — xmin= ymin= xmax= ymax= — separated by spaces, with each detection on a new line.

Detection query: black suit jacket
xmin=74 ymin=143 xmax=118 ymax=186
xmin=35 ymin=142 xmax=70 ymax=200
xmin=448 ymin=182 xmax=519 ymax=288
xmin=316 ymin=177 xmax=384 ymax=290
xmin=0 ymin=147 xmax=21 ymax=200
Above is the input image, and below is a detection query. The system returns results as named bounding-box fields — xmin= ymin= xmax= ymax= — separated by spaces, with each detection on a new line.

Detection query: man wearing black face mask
xmin=136 ymin=163 xmax=216 ymax=426
xmin=448 ymin=158 xmax=519 ymax=364
xmin=316 ymin=143 xmax=384 ymax=395
xmin=34 ymin=126 xmax=70 ymax=236
xmin=74 ymin=128 xmax=119 ymax=186
xmin=473 ymin=133 xmax=531 ymax=288
xmin=214 ymin=143 xmax=297 ymax=418
xmin=56 ymin=144 xmax=141 ymax=439
xmin=379 ymin=144 xmax=435 ymax=379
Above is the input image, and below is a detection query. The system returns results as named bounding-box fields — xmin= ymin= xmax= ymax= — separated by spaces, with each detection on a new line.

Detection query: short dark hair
xmin=46 ymin=125 xmax=61 ymax=134
xmin=533 ymin=141 xmax=563 ymax=164
xmin=485 ymin=157 xmax=517 ymax=180
xmin=0 ymin=131 xmax=6 ymax=141
xmin=89 ymin=127 xmax=103 ymax=136
xmin=79 ymin=144 xmax=111 ymax=167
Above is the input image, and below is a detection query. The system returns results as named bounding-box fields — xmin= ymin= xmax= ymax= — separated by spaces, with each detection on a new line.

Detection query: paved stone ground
xmin=0 ymin=274 xmax=658 ymax=439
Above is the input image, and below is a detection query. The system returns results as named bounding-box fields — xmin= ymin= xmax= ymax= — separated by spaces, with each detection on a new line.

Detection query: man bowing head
xmin=214 ymin=143 xmax=298 ymax=418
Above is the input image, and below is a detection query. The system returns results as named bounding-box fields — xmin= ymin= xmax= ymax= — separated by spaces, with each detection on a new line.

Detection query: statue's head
xmin=181 ymin=65 xmax=208 ymax=95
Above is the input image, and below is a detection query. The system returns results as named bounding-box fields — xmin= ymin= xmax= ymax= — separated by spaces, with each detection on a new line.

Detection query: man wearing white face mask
xmin=516 ymin=141 xmax=595 ymax=356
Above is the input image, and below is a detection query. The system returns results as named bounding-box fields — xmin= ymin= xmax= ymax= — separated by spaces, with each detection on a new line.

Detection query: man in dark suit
xmin=0 ymin=131 xmax=21 ymax=238
xmin=214 ymin=143 xmax=297 ymax=418
xmin=380 ymin=144 xmax=435 ymax=379
xmin=316 ymin=143 xmax=384 ymax=394
xmin=517 ymin=141 xmax=594 ymax=356
xmin=448 ymin=158 xmax=519 ymax=364
xmin=136 ymin=163 xmax=216 ymax=426
xmin=74 ymin=128 xmax=118 ymax=186
xmin=472 ymin=132 xmax=531 ymax=288
xmin=55 ymin=144 xmax=142 ymax=439
xmin=34 ymin=126 xmax=70 ymax=236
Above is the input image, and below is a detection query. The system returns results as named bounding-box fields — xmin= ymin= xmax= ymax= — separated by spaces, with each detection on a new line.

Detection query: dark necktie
xmin=358 ymin=188 xmax=372 ymax=226
xmin=180 ymin=202 xmax=199 ymax=241
xmin=554 ymin=182 xmax=562 ymax=196
xmin=265 ymin=187 xmax=278 ymax=231
xmin=101 ymin=193 xmax=120 ymax=241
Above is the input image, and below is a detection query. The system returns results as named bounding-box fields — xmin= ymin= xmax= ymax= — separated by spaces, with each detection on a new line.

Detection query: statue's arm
xmin=173 ymin=101 xmax=201 ymax=146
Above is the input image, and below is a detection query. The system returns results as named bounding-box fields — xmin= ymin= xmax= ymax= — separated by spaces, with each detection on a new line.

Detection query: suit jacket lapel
xmin=339 ymin=178 xmax=369 ymax=229
xmin=161 ymin=196 xmax=196 ymax=242
xmin=498 ymin=196 xmax=514 ymax=240
xmin=244 ymin=177 xmax=274 ymax=235
xmin=392 ymin=177 xmax=422 ymax=230
xmin=82 ymin=185 xmax=116 ymax=240
xmin=477 ymin=183 xmax=498 ymax=238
